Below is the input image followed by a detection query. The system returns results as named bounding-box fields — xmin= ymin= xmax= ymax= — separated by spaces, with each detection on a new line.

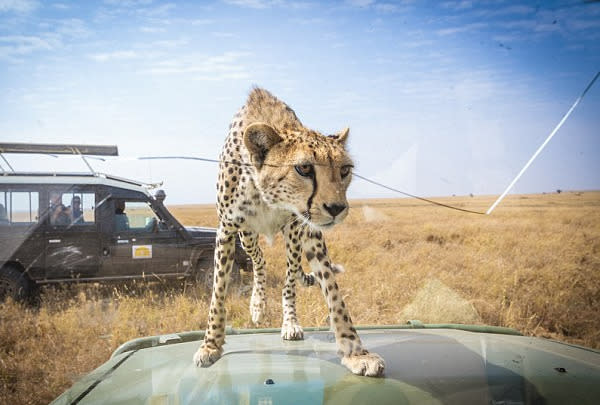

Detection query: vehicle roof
xmin=0 ymin=172 xmax=152 ymax=196
xmin=51 ymin=325 xmax=600 ymax=405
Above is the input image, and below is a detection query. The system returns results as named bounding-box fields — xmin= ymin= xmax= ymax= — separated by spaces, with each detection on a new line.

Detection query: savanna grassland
xmin=1 ymin=192 xmax=599 ymax=404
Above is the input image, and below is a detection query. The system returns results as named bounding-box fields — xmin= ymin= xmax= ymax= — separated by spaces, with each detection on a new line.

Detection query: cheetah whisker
xmin=284 ymin=214 xmax=303 ymax=229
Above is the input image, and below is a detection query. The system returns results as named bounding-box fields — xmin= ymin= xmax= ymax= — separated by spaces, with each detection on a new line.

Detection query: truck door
xmin=0 ymin=189 xmax=45 ymax=280
xmin=44 ymin=191 xmax=100 ymax=280
xmin=100 ymin=199 xmax=184 ymax=278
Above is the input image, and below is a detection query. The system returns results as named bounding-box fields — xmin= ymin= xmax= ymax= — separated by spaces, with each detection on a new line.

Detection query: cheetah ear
xmin=244 ymin=122 xmax=283 ymax=169
xmin=337 ymin=127 xmax=349 ymax=146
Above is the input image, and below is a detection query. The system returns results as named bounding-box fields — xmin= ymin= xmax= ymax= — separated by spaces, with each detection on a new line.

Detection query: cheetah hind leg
xmin=280 ymin=266 xmax=344 ymax=340
xmin=299 ymin=263 xmax=344 ymax=288
xmin=239 ymin=231 xmax=267 ymax=325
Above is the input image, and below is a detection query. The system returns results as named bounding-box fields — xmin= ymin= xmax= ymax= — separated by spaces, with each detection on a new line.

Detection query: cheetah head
xmin=244 ymin=122 xmax=353 ymax=230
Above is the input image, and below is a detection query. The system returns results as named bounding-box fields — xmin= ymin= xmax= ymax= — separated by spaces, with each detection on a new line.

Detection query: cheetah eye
xmin=340 ymin=165 xmax=353 ymax=179
xmin=295 ymin=164 xmax=314 ymax=178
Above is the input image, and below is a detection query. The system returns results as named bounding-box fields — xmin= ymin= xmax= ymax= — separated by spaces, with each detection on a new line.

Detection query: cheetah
xmin=193 ymin=87 xmax=385 ymax=377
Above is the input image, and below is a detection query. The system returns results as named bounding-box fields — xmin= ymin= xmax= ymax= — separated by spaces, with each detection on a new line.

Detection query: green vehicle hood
xmin=52 ymin=325 xmax=600 ymax=405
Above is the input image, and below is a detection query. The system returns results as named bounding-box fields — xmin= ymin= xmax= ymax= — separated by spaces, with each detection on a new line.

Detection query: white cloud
xmin=502 ymin=19 xmax=536 ymax=31
xmin=52 ymin=3 xmax=70 ymax=10
xmin=0 ymin=17 xmax=92 ymax=63
xmin=103 ymin=0 xmax=153 ymax=6
xmin=290 ymin=17 xmax=326 ymax=25
xmin=194 ymin=71 xmax=251 ymax=82
xmin=374 ymin=3 xmax=401 ymax=13
xmin=0 ymin=0 xmax=39 ymax=13
xmin=441 ymin=1 xmax=473 ymax=11
xmin=480 ymin=5 xmax=535 ymax=17
xmin=567 ymin=18 xmax=600 ymax=31
xmin=436 ymin=22 xmax=487 ymax=36
xmin=402 ymin=39 xmax=435 ymax=48
xmin=211 ymin=31 xmax=237 ymax=38
xmin=100 ymin=0 xmax=175 ymax=19
xmin=56 ymin=18 xmax=91 ymax=39
xmin=190 ymin=18 xmax=214 ymax=25
xmin=151 ymin=38 xmax=188 ymax=47
xmin=89 ymin=50 xmax=140 ymax=62
xmin=140 ymin=26 xmax=166 ymax=33
xmin=88 ymin=41 xmax=179 ymax=62
xmin=346 ymin=0 xmax=375 ymax=7
xmin=344 ymin=0 xmax=411 ymax=12
xmin=0 ymin=35 xmax=54 ymax=52
xmin=222 ymin=0 xmax=283 ymax=9
xmin=138 ymin=3 xmax=175 ymax=17
xmin=0 ymin=35 xmax=58 ymax=61
xmin=497 ymin=5 xmax=600 ymax=43
xmin=142 ymin=51 xmax=253 ymax=82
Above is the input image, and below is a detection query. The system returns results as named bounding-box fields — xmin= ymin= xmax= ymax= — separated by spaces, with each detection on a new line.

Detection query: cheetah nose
xmin=323 ymin=203 xmax=346 ymax=218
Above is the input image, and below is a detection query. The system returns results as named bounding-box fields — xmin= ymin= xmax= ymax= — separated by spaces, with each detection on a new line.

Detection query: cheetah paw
xmin=300 ymin=272 xmax=316 ymax=287
xmin=341 ymin=352 xmax=385 ymax=377
xmin=281 ymin=323 xmax=304 ymax=340
xmin=193 ymin=344 xmax=223 ymax=367
xmin=331 ymin=263 xmax=345 ymax=274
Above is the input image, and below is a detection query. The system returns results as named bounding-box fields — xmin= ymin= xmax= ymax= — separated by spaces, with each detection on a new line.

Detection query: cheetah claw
xmin=281 ymin=323 xmax=304 ymax=340
xmin=341 ymin=352 xmax=385 ymax=377
xmin=193 ymin=344 xmax=223 ymax=367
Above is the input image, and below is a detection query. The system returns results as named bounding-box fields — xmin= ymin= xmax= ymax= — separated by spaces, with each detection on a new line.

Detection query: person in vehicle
xmin=152 ymin=190 xmax=169 ymax=231
xmin=50 ymin=192 xmax=70 ymax=226
xmin=155 ymin=189 xmax=166 ymax=205
xmin=71 ymin=196 xmax=84 ymax=224
xmin=114 ymin=200 xmax=129 ymax=231
xmin=0 ymin=203 xmax=8 ymax=224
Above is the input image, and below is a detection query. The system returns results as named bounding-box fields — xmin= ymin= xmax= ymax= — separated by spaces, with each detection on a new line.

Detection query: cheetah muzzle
xmin=193 ymin=87 xmax=385 ymax=377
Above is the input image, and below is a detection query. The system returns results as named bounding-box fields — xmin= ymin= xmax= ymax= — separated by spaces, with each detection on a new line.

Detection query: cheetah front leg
xmin=194 ymin=226 xmax=235 ymax=367
xmin=302 ymin=230 xmax=385 ymax=377
xmin=239 ymin=231 xmax=267 ymax=325
xmin=280 ymin=219 xmax=316 ymax=340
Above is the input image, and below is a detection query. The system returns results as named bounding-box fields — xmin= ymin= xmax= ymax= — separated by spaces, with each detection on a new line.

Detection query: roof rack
xmin=1 ymin=171 xmax=163 ymax=192
xmin=0 ymin=142 xmax=119 ymax=175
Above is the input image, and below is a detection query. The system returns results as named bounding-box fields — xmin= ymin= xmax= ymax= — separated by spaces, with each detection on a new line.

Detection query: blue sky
xmin=0 ymin=0 xmax=599 ymax=204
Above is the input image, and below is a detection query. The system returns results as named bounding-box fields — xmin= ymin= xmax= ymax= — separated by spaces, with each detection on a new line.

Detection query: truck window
xmin=49 ymin=192 xmax=95 ymax=226
xmin=115 ymin=201 xmax=160 ymax=232
xmin=64 ymin=192 xmax=95 ymax=225
xmin=0 ymin=191 xmax=39 ymax=224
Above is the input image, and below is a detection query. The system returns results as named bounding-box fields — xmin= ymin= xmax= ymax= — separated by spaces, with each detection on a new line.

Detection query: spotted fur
xmin=193 ymin=87 xmax=385 ymax=377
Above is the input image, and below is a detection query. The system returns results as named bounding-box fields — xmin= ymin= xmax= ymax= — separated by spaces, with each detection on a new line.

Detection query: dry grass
xmin=1 ymin=191 xmax=599 ymax=404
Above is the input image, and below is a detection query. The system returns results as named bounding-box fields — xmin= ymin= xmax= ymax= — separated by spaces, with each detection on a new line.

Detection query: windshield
xmin=0 ymin=1 xmax=598 ymax=404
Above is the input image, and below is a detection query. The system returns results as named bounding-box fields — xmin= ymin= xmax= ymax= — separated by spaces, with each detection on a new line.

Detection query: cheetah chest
xmin=235 ymin=199 xmax=291 ymax=241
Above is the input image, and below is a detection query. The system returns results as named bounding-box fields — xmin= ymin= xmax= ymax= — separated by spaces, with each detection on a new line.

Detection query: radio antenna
xmin=486 ymin=71 xmax=599 ymax=215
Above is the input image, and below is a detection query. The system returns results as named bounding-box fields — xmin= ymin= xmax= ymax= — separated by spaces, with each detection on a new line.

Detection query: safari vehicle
xmin=0 ymin=143 xmax=250 ymax=301
xmin=51 ymin=322 xmax=600 ymax=404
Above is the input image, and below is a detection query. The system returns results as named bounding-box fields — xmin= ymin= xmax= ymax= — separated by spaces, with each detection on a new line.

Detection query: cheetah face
xmin=244 ymin=122 xmax=353 ymax=230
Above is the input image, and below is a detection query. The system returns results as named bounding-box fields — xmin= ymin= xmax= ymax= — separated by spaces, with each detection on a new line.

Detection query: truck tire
xmin=194 ymin=260 xmax=240 ymax=290
xmin=0 ymin=265 xmax=33 ymax=303
xmin=194 ymin=260 xmax=214 ymax=289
